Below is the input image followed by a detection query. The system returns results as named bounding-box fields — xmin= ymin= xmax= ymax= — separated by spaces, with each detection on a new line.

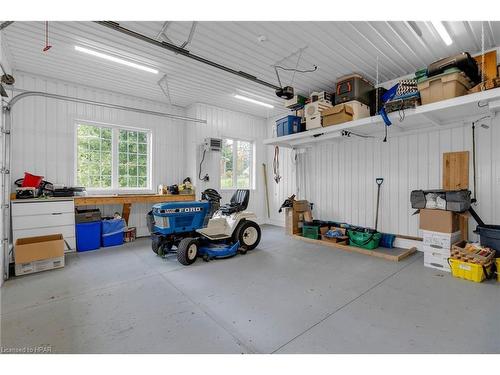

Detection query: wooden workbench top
xmin=11 ymin=193 xmax=196 ymax=205
xmin=73 ymin=194 xmax=196 ymax=206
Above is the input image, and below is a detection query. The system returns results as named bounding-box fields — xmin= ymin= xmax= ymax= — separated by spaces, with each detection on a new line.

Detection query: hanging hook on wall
xmin=43 ymin=21 xmax=52 ymax=52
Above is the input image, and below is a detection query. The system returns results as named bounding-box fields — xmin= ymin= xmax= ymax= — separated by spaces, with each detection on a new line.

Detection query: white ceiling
xmin=2 ymin=21 xmax=500 ymax=118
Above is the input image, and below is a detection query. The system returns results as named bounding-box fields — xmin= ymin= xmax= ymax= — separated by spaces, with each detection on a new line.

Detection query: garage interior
xmin=1 ymin=19 xmax=500 ymax=355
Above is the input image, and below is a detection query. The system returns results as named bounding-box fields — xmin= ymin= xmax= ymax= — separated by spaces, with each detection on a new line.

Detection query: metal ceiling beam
xmin=95 ymin=21 xmax=280 ymax=91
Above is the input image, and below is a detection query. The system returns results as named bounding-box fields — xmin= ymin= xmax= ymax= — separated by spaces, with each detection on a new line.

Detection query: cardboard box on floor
xmin=285 ymin=207 xmax=300 ymax=235
xmin=285 ymin=200 xmax=312 ymax=235
xmin=15 ymin=234 xmax=65 ymax=276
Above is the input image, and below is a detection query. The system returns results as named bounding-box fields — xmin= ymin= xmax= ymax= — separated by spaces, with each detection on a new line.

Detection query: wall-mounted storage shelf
xmin=263 ymin=87 xmax=500 ymax=148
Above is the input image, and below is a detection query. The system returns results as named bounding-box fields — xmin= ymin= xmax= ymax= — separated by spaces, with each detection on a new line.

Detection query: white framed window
xmin=76 ymin=122 xmax=152 ymax=190
xmin=220 ymin=137 xmax=254 ymax=190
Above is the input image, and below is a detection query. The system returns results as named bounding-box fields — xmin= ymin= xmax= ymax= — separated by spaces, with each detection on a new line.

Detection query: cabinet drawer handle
xmin=51 ymin=212 xmax=63 ymax=215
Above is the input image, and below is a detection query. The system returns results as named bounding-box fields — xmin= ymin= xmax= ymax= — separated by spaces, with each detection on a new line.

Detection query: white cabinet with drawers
xmin=11 ymin=198 xmax=76 ymax=260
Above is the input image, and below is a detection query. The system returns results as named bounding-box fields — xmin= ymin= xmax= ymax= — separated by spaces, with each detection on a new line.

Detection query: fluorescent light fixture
xmin=432 ymin=21 xmax=453 ymax=46
xmin=234 ymin=94 xmax=274 ymax=108
xmin=75 ymin=46 xmax=159 ymax=74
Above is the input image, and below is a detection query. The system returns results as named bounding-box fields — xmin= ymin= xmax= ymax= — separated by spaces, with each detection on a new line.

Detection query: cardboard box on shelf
xmin=305 ymin=115 xmax=322 ymax=130
xmin=322 ymin=100 xmax=370 ymax=127
xmin=15 ymin=234 xmax=65 ymax=276
xmin=419 ymin=209 xmax=460 ymax=233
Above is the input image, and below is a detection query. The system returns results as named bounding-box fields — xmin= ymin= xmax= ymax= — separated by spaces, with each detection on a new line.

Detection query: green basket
xmin=302 ymin=225 xmax=319 ymax=240
xmin=347 ymin=230 xmax=382 ymax=250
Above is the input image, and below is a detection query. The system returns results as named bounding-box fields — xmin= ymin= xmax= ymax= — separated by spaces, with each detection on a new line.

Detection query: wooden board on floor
xmin=293 ymin=235 xmax=417 ymax=262
xmin=443 ymin=151 xmax=469 ymax=190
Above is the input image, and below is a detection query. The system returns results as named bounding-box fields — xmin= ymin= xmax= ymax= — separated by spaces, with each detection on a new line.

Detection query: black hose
xmin=198 ymin=149 xmax=207 ymax=181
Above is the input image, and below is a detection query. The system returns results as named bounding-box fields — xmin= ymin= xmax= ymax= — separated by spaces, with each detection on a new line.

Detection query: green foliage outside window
xmin=76 ymin=123 xmax=149 ymax=190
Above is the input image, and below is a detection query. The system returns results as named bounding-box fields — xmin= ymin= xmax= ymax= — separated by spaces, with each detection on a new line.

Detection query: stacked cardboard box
xmin=419 ymin=209 xmax=462 ymax=272
xmin=284 ymin=200 xmax=311 ymax=235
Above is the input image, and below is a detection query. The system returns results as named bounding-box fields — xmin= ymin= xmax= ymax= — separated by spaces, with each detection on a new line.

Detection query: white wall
xmin=185 ymin=103 xmax=268 ymax=223
xmin=10 ymin=72 xmax=188 ymax=236
xmin=265 ymin=115 xmax=299 ymax=226
xmin=266 ymin=117 xmax=500 ymax=240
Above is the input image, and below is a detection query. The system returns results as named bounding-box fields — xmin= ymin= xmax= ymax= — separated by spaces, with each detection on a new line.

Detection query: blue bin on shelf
xmin=102 ymin=218 xmax=126 ymax=247
xmin=276 ymin=115 xmax=303 ymax=137
xmin=76 ymin=221 xmax=102 ymax=252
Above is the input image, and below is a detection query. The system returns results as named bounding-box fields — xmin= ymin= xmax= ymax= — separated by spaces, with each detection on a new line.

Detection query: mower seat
xmin=220 ymin=189 xmax=250 ymax=215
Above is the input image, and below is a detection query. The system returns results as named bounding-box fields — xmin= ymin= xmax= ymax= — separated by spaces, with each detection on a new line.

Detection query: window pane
xmin=138 ymin=143 xmax=147 ymax=154
xmin=101 ymin=128 xmax=112 ymax=139
xmin=89 ymin=138 xmax=100 ymax=151
xmin=236 ymin=141 xmax=251 ymax=188
xmin=102 ymin=139 xmax=111 ymax=152
xmin=220 ymin=139 xmax=233 ymax=189
xmin=119 ymin=176 xmax=128 ymax=187
xmin=128 ymin=143 xmax=137 ymax=153
xmin=102 ymin=175 xmax=112 ymax=187
xmin=138 ymin=176 xmax=147 ymax=188
xmin=119 ymin=142 xmax=127 ymax=152
xmin=128 ymin=176 xmax=137 ymax=187
xmin=138 ymin=154 xmax=147 ymax=165
xmin=128 ymin=131 xmax=137 ymax=142
xmin=76 ymin=124 xmax=112 ymax=188
xmin=129 ymin=165 xmax=138 ymax=176
xmin=138 ymin=165 xmax=147 ymax=177
xmin=118 ymin=129 xmax=149 ymax=189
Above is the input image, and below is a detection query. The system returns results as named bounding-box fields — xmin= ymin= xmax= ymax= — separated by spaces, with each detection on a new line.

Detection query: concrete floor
xmin=1 ymin=225 xmax=499 ymax=354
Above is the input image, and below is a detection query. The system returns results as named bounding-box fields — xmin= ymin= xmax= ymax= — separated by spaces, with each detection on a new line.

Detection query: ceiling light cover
xmin=234 ymin=94 xmax=274 ymax=108
xmin=432 ymin=21 xmax=453 ymax=46
xmin=75 ymin=46 xmax=159 ymax=74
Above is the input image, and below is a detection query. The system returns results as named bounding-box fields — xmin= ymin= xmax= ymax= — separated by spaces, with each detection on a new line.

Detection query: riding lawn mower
xmin=146 ymin=189 xmax=261 ymax=265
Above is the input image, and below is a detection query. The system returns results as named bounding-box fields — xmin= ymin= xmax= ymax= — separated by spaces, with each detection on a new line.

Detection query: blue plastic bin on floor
xmin=102 ymin=219 xmax=126 ymax=247
xmin=76 ymin=221 xmax=102 ymax=252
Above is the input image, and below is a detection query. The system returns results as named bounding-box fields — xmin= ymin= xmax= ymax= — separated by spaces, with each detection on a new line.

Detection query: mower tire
xmin=177 ymin=238 xmax=199 ymax=265
xmin=236 ymin=220 xmax=261 ymax=250
xmin=151 ymin=236 xmax=163 ymax=255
